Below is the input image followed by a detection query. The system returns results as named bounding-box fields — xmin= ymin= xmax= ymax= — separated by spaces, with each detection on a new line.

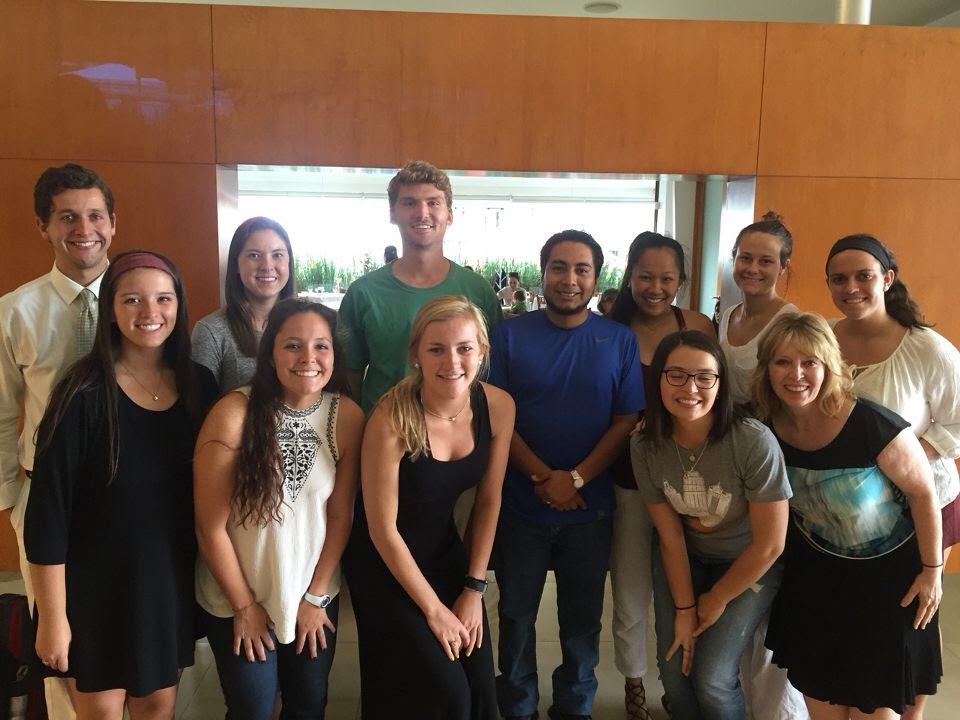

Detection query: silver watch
xmin=304 ymin=591 xmax=332 ymax=609
xmin=570 ymin=469 xmax=585 ymax=489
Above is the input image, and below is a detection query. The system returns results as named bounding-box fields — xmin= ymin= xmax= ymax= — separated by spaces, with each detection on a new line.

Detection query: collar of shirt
xmin=49 ymin=263 xmax=107 ymax=305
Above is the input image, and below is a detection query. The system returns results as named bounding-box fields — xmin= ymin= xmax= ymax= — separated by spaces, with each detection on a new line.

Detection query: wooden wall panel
xmin=582 ymin=20 xmax=765 ymax=174
xmin=212 ymin=8 xmax=765 ymax=174
xmin=755 ymin=175 xmax=960 ymax=342
xmin=211 ymin=7 xmax=404 ymax=168
xmin=0 ymin=159 xmax=221 ymax=327
xmin=759 ymin=23 xmax=960 ymax=179
xmin=1 ymin=0 xmax=215 ymax=164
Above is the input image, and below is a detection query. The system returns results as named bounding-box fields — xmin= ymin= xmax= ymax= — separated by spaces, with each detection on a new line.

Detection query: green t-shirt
xmin=338 ymin=261 xmax=501 ymax=414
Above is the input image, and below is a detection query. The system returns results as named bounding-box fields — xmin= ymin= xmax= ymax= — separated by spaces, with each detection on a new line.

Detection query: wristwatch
xmin=464 ymin=575 xmax=489 ymax=594
xmin=570 ymin=469 xmax=585 ymax=489
xmin=303 ymin=591 xmax=332 ymax=609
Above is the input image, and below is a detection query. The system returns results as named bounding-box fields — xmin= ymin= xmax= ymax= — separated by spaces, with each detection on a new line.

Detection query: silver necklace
xmin=421 ymin=394 xmax=469 ymax=422
xmin=675 ymin=437 xmax=709 ymax=471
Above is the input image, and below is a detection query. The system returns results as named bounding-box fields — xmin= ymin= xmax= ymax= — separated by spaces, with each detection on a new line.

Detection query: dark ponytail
xmin=884 ymin=277 xmax=929 ymax=329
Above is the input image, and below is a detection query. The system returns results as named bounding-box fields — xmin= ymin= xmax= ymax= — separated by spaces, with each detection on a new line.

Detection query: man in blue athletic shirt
xmin=489 ymin=230 xmax=644 ymax=720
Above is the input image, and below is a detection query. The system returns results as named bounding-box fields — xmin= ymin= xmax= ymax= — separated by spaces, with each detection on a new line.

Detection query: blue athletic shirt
xmin=489 ymin=310 xmax=644 ymax=526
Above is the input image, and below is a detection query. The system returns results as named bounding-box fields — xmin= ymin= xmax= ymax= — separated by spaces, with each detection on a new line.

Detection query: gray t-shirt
xmin=191 ymin=308 xmax=260 ymax=393
xmin=632 ymin=418 xmax=791 ymax=560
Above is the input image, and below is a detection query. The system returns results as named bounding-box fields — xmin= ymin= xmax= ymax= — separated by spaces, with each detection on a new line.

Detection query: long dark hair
xmin=233 ymin=298 xmax=347 ymax=527
xmin=640 ymin=330 xmax=742 ymax=444
xmin=609 ymin=232 xmax=687 ymax=326
xmin=35 ymin=250 xmax=200 ymax=482
xmin=224 ymin=217 xmax=297 ymax=357
xmin=827 ymin=234 xmax=929 ymax=330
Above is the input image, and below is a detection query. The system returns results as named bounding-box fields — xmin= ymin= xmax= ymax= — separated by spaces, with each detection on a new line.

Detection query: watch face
xmin=318 ymin=594 xmax=332 ymax=608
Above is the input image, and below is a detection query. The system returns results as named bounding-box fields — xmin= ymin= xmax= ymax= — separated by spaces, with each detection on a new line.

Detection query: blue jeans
xmin=495 ymin=508 xmax=613 ymax=718
xmin=652 ymin=543 xmax=783 ymax=720
xmin=203 ymin=599 xmax=339 ymax=720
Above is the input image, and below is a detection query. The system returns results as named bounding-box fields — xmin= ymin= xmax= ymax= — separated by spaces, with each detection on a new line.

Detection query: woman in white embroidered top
xmin=826 ymin=234 xmax=960 ymax=720
xmin=631 ymin=330 xmax=791 ymax=720
xmin=194 ymin=298 xmax=364 ymax=720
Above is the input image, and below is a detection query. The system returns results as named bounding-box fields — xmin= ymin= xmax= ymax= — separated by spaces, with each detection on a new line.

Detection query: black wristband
xmin=464 ymin=575 xmax=488 ymax=594
xmin=674 ymin=602 xmax=697 ymax=611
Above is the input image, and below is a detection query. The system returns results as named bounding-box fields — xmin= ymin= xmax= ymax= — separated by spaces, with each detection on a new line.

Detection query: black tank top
xmin=617 ymin=306 xmax=687 ymax=489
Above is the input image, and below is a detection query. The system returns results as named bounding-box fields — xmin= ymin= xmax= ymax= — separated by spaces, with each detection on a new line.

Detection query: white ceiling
xmin=96 ymin=0 xmax=960 ymax=26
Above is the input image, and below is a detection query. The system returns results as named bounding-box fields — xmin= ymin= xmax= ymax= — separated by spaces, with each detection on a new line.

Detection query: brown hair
xmin=387 ymin=161 xmax=453 ymax=211
xmin=233 ymin=298 xmax=346 ymax=527
xmin=733 ymin=211 xmax=794 ymax=267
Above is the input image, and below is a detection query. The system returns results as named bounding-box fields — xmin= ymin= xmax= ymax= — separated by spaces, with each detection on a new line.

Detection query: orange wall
xmin=2 ymin=1 xmax=960 ymax=569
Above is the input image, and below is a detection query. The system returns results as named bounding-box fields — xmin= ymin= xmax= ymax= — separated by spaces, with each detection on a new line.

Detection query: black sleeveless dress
xmin=346 ymin=385 xmax=497 ymax=719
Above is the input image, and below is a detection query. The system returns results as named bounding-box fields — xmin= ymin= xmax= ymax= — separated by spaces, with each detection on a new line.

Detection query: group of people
xmin=0 ymin=160 xmax=954 ymax=720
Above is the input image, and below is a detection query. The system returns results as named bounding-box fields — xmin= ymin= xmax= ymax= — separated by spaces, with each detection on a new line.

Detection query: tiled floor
xmin=2 ymin=572 xmax=957 ymax=718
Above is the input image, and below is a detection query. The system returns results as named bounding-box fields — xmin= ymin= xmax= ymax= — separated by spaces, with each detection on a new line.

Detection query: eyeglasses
xmin=663 ymin=369 xmax=720 ymax=389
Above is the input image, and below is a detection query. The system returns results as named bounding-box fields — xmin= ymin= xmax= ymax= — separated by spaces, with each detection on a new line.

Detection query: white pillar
xmin=836 ymin=0 xmax=871 ymax=24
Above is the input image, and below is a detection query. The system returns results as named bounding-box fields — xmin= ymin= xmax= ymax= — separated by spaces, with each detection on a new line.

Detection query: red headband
xmin=107 ymin=252 xmax=175 ymax=282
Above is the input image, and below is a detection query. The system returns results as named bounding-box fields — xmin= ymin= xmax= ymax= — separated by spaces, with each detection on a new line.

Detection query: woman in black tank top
xmin=346 ymin=296 xmax=515 ymax=720
xmin=606 ymin=232 xmax=715 ymax=719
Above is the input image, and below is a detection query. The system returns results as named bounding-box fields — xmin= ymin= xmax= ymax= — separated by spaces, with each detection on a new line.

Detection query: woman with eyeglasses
xmin=631 ymin=330 xmax=791 ymax=720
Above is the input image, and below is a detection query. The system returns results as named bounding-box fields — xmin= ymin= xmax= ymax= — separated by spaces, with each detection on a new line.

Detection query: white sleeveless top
xmin=719 ymin=302 xmax=799 ymax=405
xmin=196 ymin=388 xmax=342 ymax=644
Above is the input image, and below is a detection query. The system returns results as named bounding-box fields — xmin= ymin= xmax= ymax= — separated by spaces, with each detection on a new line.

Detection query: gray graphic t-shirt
xmin=631 ymin=418 xmax=791 ymax=560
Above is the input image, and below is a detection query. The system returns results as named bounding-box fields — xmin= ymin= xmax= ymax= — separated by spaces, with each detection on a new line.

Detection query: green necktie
xmin=75 ymin=288 xmax=98 ymax=359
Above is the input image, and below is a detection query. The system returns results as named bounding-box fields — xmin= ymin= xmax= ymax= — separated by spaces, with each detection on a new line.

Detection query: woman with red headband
xmin=25 ymin=250 xmax=216 ymax=720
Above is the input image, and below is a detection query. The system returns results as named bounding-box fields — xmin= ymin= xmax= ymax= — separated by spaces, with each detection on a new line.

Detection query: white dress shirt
xmin=0 ymin=265 xmax=105 ymax=509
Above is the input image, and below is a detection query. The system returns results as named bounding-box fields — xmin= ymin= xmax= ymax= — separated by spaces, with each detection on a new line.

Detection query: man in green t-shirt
xmin=338 ymin=161 xmax=501 ymax=414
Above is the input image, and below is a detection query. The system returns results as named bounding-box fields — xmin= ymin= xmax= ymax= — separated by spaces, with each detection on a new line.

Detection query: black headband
xmin=825 ymin=236 xmax=893 ymax=274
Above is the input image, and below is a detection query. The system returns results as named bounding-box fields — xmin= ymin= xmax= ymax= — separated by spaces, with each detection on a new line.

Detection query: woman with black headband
xmin=827 ymin=234 xmax=959 ymax=719
xmin=24 ymin=251 xmax=217 ymax=718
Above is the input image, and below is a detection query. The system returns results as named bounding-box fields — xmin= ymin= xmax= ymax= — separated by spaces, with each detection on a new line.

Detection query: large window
xmin=235 ymin=165 xmax=660 ymax=297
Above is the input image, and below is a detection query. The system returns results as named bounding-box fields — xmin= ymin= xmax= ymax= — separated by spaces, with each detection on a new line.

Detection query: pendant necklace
xmin=119 ymin=362 xmax=163 ymax=402
xmin=675 ymin=437 xmax=709 ymax=473
xmin=421 ymin=394 xmax=470 ymax=422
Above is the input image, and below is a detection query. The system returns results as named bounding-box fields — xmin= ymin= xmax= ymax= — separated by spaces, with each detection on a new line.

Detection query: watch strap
xmin=463 ymin=575 xmax=488 ymax=594
xmin=303 ymin=591 xmax=331 ymax=608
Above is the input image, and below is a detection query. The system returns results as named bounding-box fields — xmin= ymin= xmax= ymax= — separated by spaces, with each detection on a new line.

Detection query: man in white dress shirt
xmin=0 ymin=163 xmax=116 ymax=719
